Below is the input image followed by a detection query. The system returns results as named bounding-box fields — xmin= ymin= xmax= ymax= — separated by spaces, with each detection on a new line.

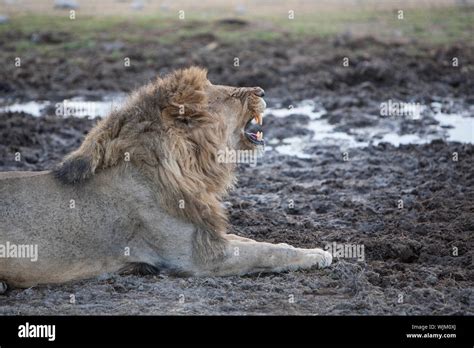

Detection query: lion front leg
xmin=197 ymin=236 xmax=332 ymax=276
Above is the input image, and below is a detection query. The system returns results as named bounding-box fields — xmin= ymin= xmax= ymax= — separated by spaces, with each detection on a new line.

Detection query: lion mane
xmin=54 ymin=67 xmax=235 ymax=263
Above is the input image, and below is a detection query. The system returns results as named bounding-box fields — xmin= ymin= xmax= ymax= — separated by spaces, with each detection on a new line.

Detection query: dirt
xmin=1 ymin=29 xmax=473 ymax=103
xmin=0 ymin=31 xmax=473 ymax=315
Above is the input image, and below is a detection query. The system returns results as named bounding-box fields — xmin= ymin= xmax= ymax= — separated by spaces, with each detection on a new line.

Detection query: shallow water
xmin=0 ymin=94 xmax=126 ymax=118
xmin=265 ymin=100 xmax=473 ymax=158
xmin=1 ymin=97 xmax=472 ymax=158
xmin=1 ymin=100 xmax=50 ymax=117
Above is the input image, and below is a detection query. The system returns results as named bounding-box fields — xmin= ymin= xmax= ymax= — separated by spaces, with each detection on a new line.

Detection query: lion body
xmin=0 ymin=166 xmax=207 ymax=287
xmin=0 ymin=67 xmax=331 ymax=289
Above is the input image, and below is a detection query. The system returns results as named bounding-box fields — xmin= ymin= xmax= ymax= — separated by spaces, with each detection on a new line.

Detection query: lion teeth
xmin=254 ymin=113 xmax=262 ymax=125
xmin=256 ymin=131 xmax=263 ymax=141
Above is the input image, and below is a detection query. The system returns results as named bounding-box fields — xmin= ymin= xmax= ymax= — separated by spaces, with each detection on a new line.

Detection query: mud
xmin=1 ymin=31 xmax=473 ymax=103
xmin=0 ymin=32 xmax=473 ymax=315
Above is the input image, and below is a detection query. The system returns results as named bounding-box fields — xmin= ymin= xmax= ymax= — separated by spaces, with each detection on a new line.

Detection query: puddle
xmin=1 ymin=97 xmax=472 ymax=158
xmin=266 ymin=100 xmax=326 ymax=120
xmin=433 ymin=113 xmax=474 ymax=144
xmin=265 ymin=100 xmax=473 ymax=158
xmin=1 ymin=100 xmax=50 ymax=117
xmin=0 ymin=94 xmax=126 ymax=118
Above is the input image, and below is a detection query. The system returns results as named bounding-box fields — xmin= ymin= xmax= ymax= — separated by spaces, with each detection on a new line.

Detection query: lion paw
xmin=316 ymin=250 xmax=333 ymax=268
xmin=304 ymin=248 xmax=333 ymax=269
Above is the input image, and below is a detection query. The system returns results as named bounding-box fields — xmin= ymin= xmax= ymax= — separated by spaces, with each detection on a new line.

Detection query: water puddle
xmin=432 ymin=113 xmax=474 ymax=144
xmin=265 ymin=100 xmax=473 ymax=158
xmin=0 ymin=94 xmax=126 ymax=118
xmin=1 ymin=100 xmax=50 ymax=117
xmin=1 ymin=97 xmax=472 ymax=158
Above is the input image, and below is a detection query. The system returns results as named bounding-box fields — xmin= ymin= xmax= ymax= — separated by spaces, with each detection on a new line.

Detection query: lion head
xmin=54 ymin=67 xmax=266 ymax=248
xmin=158 ymin=67 xmax=266 ymax=152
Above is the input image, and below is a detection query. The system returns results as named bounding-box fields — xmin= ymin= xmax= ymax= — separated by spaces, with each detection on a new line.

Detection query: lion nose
xmin=254 ymin=88 xmax=265 ymax=97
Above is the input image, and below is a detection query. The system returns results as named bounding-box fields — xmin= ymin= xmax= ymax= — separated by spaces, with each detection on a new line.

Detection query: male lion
xmin=0 ymin=67 xmax=331 ymax=290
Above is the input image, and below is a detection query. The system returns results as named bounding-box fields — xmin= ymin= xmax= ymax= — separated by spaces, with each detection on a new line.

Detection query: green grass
xmin=265 ymin=9 xmax=379 ymax=38
xmin=2 ymin=14 xmax=123 ymax=35
xmin=1 ymin=5 xmax=471 ymax=55
xmin=384 ymin=6 xmax=473 ymax=44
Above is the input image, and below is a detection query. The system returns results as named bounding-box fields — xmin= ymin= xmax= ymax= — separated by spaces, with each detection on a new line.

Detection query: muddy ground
xmin=0 ymin=30 xmax=473 ymax=315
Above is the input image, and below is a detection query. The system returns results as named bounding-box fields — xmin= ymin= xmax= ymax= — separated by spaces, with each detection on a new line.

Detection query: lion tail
xmin=53 ymin=117 xmax=114 ymax=184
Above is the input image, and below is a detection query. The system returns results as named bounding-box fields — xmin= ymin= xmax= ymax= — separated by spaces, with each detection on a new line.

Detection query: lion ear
xmin=161 ymin=102 xmax=213 ymax=128
xmin=157 ymin=67 xmax=212 ymax=128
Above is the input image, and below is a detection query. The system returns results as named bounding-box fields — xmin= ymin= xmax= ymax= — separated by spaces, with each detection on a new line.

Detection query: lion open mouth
xmin=244 ymin=113 xmax=264 ymax=145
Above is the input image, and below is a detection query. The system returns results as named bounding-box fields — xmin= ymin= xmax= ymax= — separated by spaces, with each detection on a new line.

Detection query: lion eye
xmin=231 ymin=87 xmax=265 ymax=99
xmin=231 ymin=88 xmax=248 ymax=99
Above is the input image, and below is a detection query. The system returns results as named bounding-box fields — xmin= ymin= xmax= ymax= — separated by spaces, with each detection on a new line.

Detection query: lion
xmin=0 ymin=67 xmax=331 ymax=290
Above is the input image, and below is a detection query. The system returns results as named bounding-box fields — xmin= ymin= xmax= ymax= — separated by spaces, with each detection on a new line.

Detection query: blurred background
xmin=0 ymin=0 xmax=472 ymax=101
xmin=0 ymin=0 xmax=472 ymax=160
